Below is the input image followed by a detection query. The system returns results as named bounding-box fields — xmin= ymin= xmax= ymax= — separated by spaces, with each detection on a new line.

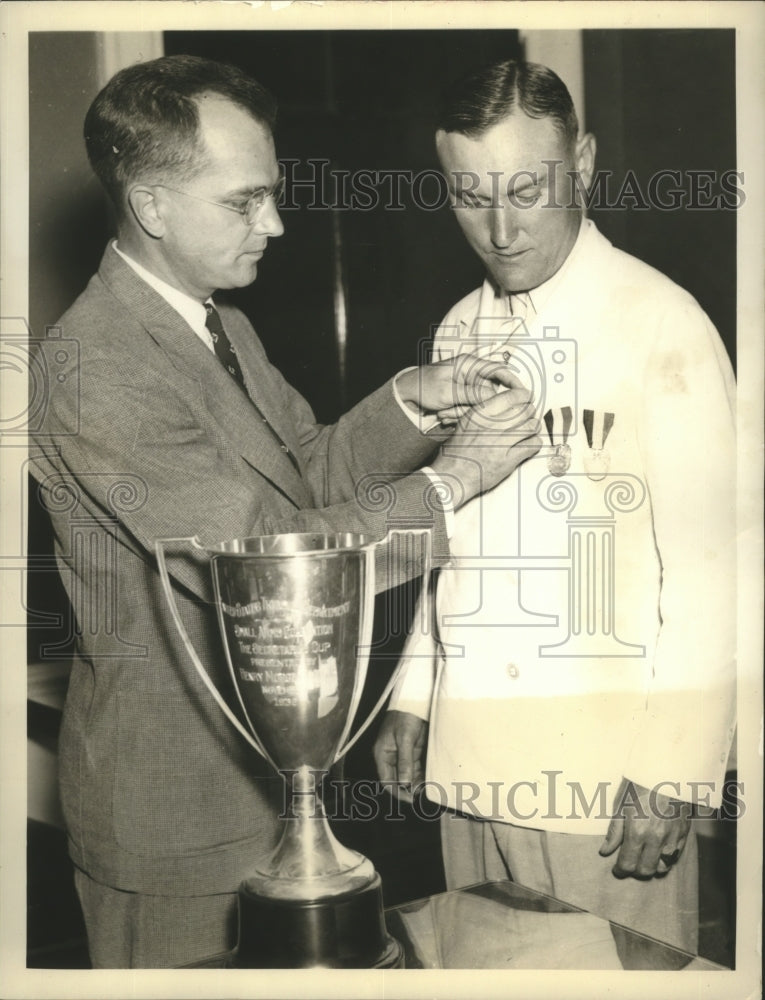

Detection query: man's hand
xmin=397 ymin=353 xmax=526 ymax=416
xmin=430 ymin=387 xmax=542 ymax=505
xmin=373 ymin=710 xmax=428 ymax=804
xmin=599 ymin=778 xmax=692 ymax=879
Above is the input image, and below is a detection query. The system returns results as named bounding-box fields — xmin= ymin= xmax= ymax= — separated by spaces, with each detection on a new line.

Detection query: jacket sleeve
xmin=255 ymin=351 xmax=451 ymax=507
xmin=32 ymin=333 xmax=449 ymax=604
xmin=622 ymin=298 xmax=737 ymax=806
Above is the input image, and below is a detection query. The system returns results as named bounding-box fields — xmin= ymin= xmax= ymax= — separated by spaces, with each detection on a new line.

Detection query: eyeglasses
xmin=156 ymin=174 xmax=285 ymax=225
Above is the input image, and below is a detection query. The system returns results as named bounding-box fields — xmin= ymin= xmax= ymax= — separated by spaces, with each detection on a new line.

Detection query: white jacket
xmin=390 ymin=220 xmax=736 ymax=834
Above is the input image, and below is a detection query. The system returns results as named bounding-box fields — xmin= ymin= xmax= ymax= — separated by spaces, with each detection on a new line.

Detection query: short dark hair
xmin=436 ymin=59 xmax=578 ymax=147
xmin=84 ymin=54 xmax=277 ymax=209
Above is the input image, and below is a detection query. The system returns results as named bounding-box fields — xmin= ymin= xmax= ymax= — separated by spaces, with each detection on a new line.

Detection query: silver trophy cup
xmin=155 ymin=529 xmax=431 ymax=968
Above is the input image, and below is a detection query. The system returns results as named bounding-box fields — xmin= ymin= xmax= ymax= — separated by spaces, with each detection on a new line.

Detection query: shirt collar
xmin=509 ymin=217 xmax=590 ymax=319
xmin=112 ymin=240 xmax=213 ymax=345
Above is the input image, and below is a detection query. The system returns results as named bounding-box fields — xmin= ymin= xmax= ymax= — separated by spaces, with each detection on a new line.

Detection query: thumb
xmin=487 ymin=363 xmax=526 ymax=391
xmin=599 ymin=817 xmax=624 ymax=857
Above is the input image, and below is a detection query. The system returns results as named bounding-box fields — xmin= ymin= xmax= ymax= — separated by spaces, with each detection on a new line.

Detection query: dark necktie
xmin=205 ymin=302 xmax=247 ymax=392
xmin=204 ymin=301 xmax=300 ymax=473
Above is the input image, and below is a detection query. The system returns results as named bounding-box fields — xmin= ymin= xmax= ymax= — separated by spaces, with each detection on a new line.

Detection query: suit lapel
xmin=98 ymin=245 xmax=310 ymax=508
xmin=220 ymin=313 xmax=306 ymax=464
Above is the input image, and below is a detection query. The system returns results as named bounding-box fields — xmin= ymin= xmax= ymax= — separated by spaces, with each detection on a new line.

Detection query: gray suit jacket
xmin=31 ymin=244 xmax=448 ymax=895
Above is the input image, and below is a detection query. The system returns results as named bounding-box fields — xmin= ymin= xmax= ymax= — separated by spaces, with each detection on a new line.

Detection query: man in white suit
xmin=375 ymin=59 xmax=736 ymax=956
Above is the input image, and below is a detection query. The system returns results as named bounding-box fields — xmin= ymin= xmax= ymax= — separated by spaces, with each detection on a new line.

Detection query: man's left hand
xmin=397 ymin=354 xmax=530 ymax=418
xmin=599 ymin=778 xmax=692 ymax=879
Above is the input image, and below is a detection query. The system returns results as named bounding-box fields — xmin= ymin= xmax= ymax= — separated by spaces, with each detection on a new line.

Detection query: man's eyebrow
xmin=448 ymin=183 xmax=490 ymax=199
xmin=448 ymin=176 xmax=542 ymax=198
xmin=221 ymin=175 xmax=281 ymax=200
xmin=507 ymin=176 xmax=540 ymax=196
xmin=221 ymin=184 xmax=265 ymax=200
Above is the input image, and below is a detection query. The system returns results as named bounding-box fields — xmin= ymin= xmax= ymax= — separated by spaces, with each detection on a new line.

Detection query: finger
xmin=497 ymin=426 xmax=543 ymax=454
xmin=378 ymin=777 xmax=414 ymax=803
xmin=396 ymin=751 xmax=415 ymax=786
xmin=609 ymin=822 xmax=648 ymax=878
xmin=634 ymin=835 xmax=665 ymax=878
xmin=655 ymin=858 xmax=671 ymax=877
xmin=450 ymin=357 xmax=500 ymax=406
xmin=468 ymin=359 xmax=527 ymax=393
xmin=505 ymin=421 xmax=542 ymax=441
xmin=411 ymin=744 xmax=426 ymax=788
xmin=491 ymin=394 xmax=539 ymax=425
xmin=650 ymin=852 xmax=677 ymax=878
xmin=392 ymin=782 xmax=415 ymax=804
xmin=458 ymin=394 xmax=536 ymax=432
xmin=484 ymin=386 xmax=535 ymax=408
xmin=455 ymin=356 xmax=529 ymax=403
xmin=519 ymin=433 xmax=543 ymax=455
xmin=436 ymin=404 xmax=470 ymax=421
xmin=455 ymin=353 xmax=517 ymax=383
xmin=487 ymin=363 xmax=527 ymax=391
xmin=599 ymin=817 xmax=624 ymax=857
xmin=650 ymin=819 xmax=690 ymax=876
xmin=375 ymin=756 xmax=416 ymax=803
xmin=658 ymin=844 xmax=682 ymax=868
xmin=373 ymin=752 xmax=397 ymax=785
xmin=611 ymin=842 xmax=644 ymax=879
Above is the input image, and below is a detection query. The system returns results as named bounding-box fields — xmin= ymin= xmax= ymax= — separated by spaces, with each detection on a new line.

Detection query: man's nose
xmin=489 ymin=205 xmax=520 ymax=249
xmin=255 ymin=195 xmax=284 ymax=238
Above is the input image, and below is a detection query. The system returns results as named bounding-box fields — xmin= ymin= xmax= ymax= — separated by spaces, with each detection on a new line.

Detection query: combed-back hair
xmin=436 ymin=59 xmax=578 ymax=147
xmin=84 ymin=54 xmax=277 ymax=209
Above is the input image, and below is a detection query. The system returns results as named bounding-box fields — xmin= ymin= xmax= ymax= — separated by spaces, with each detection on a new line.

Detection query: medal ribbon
xmin=583 ymin=410 xmax=615 ymax=450
xmin=543 ymin=406 xmax=573 ymax=446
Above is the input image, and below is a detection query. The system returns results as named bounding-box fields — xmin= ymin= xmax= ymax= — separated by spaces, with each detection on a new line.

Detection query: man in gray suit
xmin=31 ymin=55 xmax=540 ymax=967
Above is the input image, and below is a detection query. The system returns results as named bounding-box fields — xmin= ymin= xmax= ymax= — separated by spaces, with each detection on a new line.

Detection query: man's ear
xmin=127 ymin=185 xmax=167 ymax=238
xmin=573 ymin=133 xmax=597 ymax=195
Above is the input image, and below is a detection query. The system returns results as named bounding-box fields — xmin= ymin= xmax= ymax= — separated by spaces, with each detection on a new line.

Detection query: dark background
xmin=27 ymin=28 xmax=738 ymax=959
xmin=28 ymin=23 xmax=738 ymax=659
xmin=30 ymin=28 xmax=736 ymax=415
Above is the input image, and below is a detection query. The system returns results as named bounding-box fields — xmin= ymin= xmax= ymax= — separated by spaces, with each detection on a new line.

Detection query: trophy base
xmin=234 ymin=872 xmax=403 ymax=968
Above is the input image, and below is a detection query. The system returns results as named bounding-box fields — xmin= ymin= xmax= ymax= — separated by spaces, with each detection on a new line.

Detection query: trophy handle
xmin=154 ymin=536 xmax=266 ymax=757
xmin=334 ymin=527 xmax=432 ymax=761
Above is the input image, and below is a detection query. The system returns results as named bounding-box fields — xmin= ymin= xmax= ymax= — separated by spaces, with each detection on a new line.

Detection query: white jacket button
xmin=507 ymin=663 xmax=520 ymax=679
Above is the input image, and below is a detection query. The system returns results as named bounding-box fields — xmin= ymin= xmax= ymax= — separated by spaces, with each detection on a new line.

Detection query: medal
xmin=548 ymin=444 xmax=572 ymax=476
xmin=543 ymin=406 xmax=573 ymax=476
xmin=583 ymin=409 xmax=615 ymax=481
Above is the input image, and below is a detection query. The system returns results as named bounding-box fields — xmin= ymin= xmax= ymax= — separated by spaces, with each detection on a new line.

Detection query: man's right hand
xmin=430 ymin=387 xmax=542 ymax=506
xmin=373 ymin=710 xmax=428 ymax=804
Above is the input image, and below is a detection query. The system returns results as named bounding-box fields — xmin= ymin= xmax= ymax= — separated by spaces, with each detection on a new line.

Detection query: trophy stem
xmin=243 ymin=765 xmax=374 ymax=902
xmin=235 ymin=762 xmax=403 ymax=969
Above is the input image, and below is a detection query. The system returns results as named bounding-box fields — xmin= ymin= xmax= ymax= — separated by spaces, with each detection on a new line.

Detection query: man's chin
xmin=219 ymin=261 xmax=260 ymax=290
xmin=487 ymin=264 xmax=534 ymax=294
xmin=485 ymin=254 xmax=555 ymax=295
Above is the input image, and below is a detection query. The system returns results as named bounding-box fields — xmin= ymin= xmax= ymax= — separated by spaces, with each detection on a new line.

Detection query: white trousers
xmin=440 ymin=811 xmax=699 ymax=959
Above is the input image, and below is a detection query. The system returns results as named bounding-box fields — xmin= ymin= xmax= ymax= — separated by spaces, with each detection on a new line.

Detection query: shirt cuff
xmin=393 ymin=367 xmax=442 ymax=434
xmin=421 ymin=466 xmax=455 ymax=539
